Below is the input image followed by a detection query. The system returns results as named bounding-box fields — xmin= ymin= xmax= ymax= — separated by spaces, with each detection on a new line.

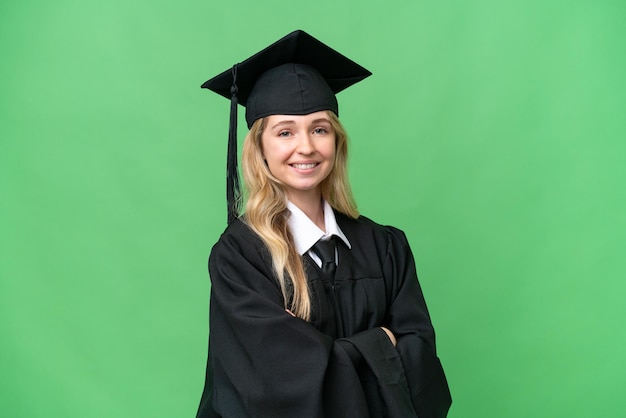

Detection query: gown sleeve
xmin=196 ymin=222 xmax=370 ymax=418
xmin=382 ymin=226 xmax=452 ymax=418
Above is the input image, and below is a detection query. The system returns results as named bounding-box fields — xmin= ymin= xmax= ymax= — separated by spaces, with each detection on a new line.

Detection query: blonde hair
xmin=241 ymin=111 xmax=358 ymax=321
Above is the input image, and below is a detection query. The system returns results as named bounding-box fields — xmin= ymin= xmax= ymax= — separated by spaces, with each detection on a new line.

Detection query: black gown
xmin=196 ymin=212 xmax=451 ymax=418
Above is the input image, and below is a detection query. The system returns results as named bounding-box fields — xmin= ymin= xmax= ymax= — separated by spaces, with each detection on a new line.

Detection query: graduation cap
xmin=202 ymin=30 xmax=371 ymax=224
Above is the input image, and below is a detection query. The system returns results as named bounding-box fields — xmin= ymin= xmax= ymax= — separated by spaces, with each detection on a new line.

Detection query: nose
xmin=295 ymin=133 xmax=315 ymax=154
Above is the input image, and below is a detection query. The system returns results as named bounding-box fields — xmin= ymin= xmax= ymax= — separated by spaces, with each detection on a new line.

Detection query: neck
xmin=289 ymin=192 xmax=325 ymax=231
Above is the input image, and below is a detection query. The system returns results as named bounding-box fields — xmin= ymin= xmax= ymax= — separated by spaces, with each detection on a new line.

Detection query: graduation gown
xmin=196 ymin=212 xmax=451 ymax=418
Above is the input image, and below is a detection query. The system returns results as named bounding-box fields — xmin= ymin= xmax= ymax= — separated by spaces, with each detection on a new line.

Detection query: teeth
xmin=292 ymin=163 xmax=317 ymax=169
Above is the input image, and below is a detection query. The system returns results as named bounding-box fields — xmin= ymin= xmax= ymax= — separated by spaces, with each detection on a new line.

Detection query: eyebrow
xmin=311 ymin=118 xmax=331 ymax=125
xmin=270 ymin=120 xmax=296 ymax=130
xmin=270 ymin=118 xmax=331 ymax=131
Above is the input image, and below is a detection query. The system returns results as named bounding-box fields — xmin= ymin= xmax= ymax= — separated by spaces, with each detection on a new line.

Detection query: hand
xmin=381 ymin=326 xmax=397 ymax=347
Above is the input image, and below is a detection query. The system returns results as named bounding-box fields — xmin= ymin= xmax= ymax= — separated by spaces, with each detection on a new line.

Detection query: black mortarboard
xmin=201 ymin=30 xmax=371 ymax=224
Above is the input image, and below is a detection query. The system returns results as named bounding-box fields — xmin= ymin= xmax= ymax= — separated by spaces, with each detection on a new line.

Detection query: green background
xmin=2 ymin=0 xmax=625 ymax=417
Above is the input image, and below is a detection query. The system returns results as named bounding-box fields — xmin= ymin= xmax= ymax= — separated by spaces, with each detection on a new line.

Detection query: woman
xmin=197 ymin=30 xmax=451 ymax=418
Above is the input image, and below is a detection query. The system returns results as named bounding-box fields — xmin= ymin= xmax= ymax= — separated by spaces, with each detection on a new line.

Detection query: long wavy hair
xmin=241 ymin=111 xmax=358 ymax=321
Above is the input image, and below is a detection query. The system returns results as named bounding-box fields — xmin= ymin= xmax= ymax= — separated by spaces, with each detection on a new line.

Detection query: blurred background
xmin=2 ymin=0 xmax=625 ymax=416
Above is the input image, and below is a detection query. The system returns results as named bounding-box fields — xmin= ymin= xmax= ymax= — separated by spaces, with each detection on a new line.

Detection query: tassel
xmin=226 ymin=64 xmax=241 ymax=224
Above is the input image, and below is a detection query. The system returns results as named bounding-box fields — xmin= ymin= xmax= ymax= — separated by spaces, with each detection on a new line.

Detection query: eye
xmin=277 ymin=130 xmax=292 ymax=137
xmin=313 ymin=127 xmax=329 ymax=135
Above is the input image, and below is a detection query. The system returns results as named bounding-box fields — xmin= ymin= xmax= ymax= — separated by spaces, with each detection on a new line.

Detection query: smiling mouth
xmin=290 ymin=163 xmax=318 ymax=169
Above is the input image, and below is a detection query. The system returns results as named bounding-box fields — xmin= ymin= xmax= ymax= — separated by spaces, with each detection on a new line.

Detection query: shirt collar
xmin=287 ymin=200 xmax=351 ymax=255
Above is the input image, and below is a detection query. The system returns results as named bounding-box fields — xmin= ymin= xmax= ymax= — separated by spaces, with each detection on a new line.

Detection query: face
xmin=261 ymin=111 xmax=336 ymax=201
